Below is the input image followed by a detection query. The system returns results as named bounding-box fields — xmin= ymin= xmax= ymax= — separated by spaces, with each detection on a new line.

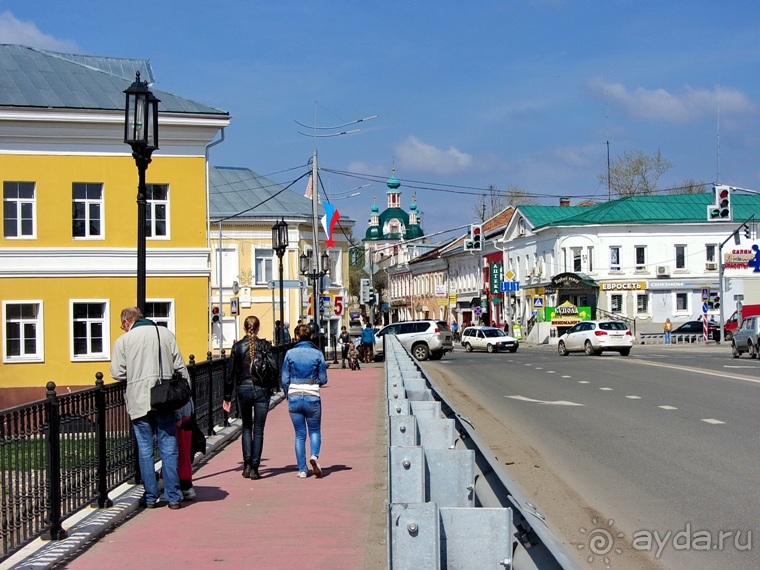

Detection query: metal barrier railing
xmin=385 ymin=335 xmax=577 ymax=569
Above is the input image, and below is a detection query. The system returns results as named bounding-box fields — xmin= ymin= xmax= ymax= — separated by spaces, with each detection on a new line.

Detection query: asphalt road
xmin=423 ymin=343 xmax=760 ymax=569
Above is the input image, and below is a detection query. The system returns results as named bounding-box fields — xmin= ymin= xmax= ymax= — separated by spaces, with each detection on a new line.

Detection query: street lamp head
xmin=299 ymin=251 xmax=310 ymax=275
xmin=321 ymin=251 xmax=331 ymax=275
xmin=124 ymin=71 xmax=160 ymax=153
xmin=272 ymin=218 xmax=289 ymax=256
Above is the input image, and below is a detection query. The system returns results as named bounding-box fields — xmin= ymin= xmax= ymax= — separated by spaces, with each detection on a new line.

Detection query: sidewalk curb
xmin=0 ymin=392 xmax=286 ymax=570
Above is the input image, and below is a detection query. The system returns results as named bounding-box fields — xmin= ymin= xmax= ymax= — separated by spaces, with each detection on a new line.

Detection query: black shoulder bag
xmin=150 ymin=325 xmax=192 ymax=412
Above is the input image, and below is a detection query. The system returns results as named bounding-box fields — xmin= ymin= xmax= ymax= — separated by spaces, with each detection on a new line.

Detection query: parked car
xmin=672 ymin=320 xmax=720 ymax=341
xmin=374 ymin=320 xmax=453 ymax=361
xmin=557 ymin=320 xmax=633 ymax=356
xmin=731 ymin=316 xmax=760 ymax=358
xmin=723 ymin=304 xmax=760 ymax=342
xmin=460 ymin=326 xmax=519 ymax=353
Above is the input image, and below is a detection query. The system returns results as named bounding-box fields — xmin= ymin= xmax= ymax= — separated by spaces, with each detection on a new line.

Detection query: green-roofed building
xmin=495 ymin=192 xmax=760 ymax=344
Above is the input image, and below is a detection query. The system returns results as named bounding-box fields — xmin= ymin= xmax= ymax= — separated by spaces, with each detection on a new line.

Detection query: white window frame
xmin=634 ymin=245 xmax=646 ymax=271
xmin=3 ymin=181 xmax=36 ymax=239
xmin=146 ymin=183 xmax=169 ymax=239
xmin=610 ymin=293 xmax=623 ymax=313
xmin=3 ymin=300 xmax=44 ymax=363
xmin=636 ymin=293 xmax=649 ymax=315
xmin=254 ymin=247 xmax=274 ymax=285
xmin=70 ymin=300 xmax=110 ymax=361
xmin=674 ymin=292 xmax=690 ymax=314
xmin=72 ymin=182 xmax=104 ymax=240
xmin=586 ymin=246 xmax=594 ymax=273
xmin=675 ymin=245 xmax=687 ymax=270
xmin=610 ymin=246 xmax=621 ymax=272
xmin=572 ymin=247 xmax=582 ymax=272
xmin=144 ymin=299 xmax=176 ymax=332
xmin=706 ymin=244 xmax=716 ymax=263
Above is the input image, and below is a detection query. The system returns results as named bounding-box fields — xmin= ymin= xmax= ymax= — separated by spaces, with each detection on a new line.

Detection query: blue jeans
xmin=133 ymin=411 xmax=181 ymax=504
xmin=288 ymin=394 xmax=322 ymax=472
xmin=664 ymin=331 xmax=672 ymax=344
xmin=237 ymin=383 xmax=270 ymax=468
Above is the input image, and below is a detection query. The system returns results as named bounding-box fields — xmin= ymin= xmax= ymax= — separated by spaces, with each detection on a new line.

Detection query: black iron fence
xmin=0 ymin=349 xmax=245 ymax=562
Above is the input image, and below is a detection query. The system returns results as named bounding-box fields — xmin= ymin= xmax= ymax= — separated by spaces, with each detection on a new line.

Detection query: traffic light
xmin=471 ymin=224 xmax=483 ymax=251
xmin=707 ymin=185 xmax=732 ymax=221
xmin=713 ymin=295 xmax=720 ymax=310
xmin=359 ymin=278 xmax=371 ymax=304
xmin=211 ymin=306 xmax=220 ymax=324
xmin=744 ymin=223 xmax=753 ymax=240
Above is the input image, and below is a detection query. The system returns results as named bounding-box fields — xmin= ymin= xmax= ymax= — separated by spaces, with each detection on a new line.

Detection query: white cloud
xmin=394 ymin=136 xmax=473 ymax=175
xmin=589 ymin=77 xmax=755 ymax=123
xmin=0 ymin=11 xmax=79 ymax=52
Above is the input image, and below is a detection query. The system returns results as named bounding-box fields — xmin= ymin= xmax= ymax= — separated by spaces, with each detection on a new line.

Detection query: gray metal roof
xmin=209 ymin=166 xmax=325 ymax=220
xmin=0 ymin=44 xmax=227 ymax=115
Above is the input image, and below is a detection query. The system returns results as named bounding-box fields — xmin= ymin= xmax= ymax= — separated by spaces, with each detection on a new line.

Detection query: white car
xmin=460 ymin=326 xmax=519 ymax=353
xmin=374 ymin=320 xmax=453 ymax=361
xmin=557 ymin=320 xmax=633 ymax=356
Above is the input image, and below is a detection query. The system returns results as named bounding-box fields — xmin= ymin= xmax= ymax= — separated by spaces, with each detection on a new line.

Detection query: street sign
xmin=500 ymin=281 xmax=520 ymax=293
xmin=333 ymin=295 xmax=344 ymax=316
xmin=702 ymin=302 xmax=709 ymax=314
xmin=474 ymin=307 xmax=483 ymax=317
xmin=268 ymin=279 xmax=305 ymax=289
xmin=701 ymin=287 xmax=710 ymax=302
xmin=230 ymin=297 xmax=239 ymax=316
xmin=533 ymin=296 xmax=544 ymax=309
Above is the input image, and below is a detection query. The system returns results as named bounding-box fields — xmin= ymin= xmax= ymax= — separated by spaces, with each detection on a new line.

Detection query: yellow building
xmin=208 ymin=167 xmax=354 ymax=353
xmin=0 ymin=46 xmax=229 ymax=407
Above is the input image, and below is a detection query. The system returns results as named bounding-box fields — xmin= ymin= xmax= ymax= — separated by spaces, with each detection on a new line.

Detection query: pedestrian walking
xmin=223 ymin=315 xmax=278 ymax=479
xmin=663 ymin=318 xmax=673 ymax=345
xmin=338 ymin=325 xmax=351 ymax=368
xmin=110 ymin=306 xmax=188 ymax=510
xmin=281 ymin=323 xmax=328 ymax=478
xmin=360 ymin=322 xmax=376 ymax=363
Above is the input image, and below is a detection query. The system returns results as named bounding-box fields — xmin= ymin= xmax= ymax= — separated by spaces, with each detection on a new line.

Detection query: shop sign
xmin=724 ymin=249 xmax=755 ymax=269
xmin=545 ymin=301 xmax=591 ymax=324
xmin=600 ymin=281 xmax=646 ymax=291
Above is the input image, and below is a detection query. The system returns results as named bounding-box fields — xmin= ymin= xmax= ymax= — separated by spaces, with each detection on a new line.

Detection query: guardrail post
xmin=41 ymin=382 xmax=67 ymax=541
xmin=207 ymin=351 xmax=217 ymax=434
xmin=93 ymin=372 xmax=113 ymax=508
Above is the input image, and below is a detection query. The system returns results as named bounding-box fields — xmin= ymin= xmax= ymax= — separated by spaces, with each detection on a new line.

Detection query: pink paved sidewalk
xmin=64 ymin=365 xmax=387 ymax=570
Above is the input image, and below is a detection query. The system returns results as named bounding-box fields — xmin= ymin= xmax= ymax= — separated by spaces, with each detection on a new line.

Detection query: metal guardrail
xmin=385 ymin=336 xmax=576 ymax=569
xmin=638 ymin=333 xmax=712 ymax=344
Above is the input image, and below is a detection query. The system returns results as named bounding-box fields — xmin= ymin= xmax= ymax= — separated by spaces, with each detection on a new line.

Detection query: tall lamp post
xmin=300 ymin=250 xmax=330 ymax=347
xmin=272 ymin=218 xmax=289 ymax=343
xmin=124 ymin=72 xmax=159 ymax=314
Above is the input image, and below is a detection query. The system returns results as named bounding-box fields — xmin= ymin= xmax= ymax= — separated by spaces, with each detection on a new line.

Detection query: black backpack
xmin=251 ymin=338 xmax=279 ymax=390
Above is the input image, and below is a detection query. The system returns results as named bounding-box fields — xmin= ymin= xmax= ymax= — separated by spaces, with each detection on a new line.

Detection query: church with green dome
xmin=364 ymin=169 xmax=424 ymax=244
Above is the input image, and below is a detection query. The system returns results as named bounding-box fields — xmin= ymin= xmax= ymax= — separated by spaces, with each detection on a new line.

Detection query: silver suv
xmin=731 ymin=315 xmax=760 ymax=358
xmin=374 ymin=320 xmax=453 ymax=361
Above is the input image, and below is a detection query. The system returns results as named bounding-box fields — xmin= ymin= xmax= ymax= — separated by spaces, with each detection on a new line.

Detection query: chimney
xmin=559 ymin=197 xmax=570 ymax=207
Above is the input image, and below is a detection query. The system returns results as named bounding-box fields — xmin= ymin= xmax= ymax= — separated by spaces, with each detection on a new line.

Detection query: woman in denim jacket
xmin=281 ymin=323 xmax=328 ymax=478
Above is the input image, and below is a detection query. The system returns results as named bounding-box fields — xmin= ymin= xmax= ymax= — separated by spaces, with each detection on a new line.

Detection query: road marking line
xmin=599 ymin=387 xmax=613 ymax=391
xmin=626 ymin=395 xmax=642 ymax=399
xmin=547 ymin=370 xmax=556 ymax=374
xmin=659 ymin=405 xmax=678 ymax=410
xmin=562 ymin=375 xmax=572 ymax=378
xmin=506 ymin=395 xmax=584 ymax=406
xmin=535 ymin=367 xmax=543 ymax=370
xmin=702 ymin=418 xmax=725 ymax=425
xmin=578 ymin=381 xmax=590 ymax=384
xmin=623 ymin=358 xmax=760 ymax=385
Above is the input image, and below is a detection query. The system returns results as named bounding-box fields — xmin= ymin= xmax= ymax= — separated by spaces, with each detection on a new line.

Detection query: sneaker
xmin=140 ymin=498 xmax=163 ymax=509
xmin=309 ymin=455 xmax=323 ymax=478
xmin=168 ymin=502 xmax=181 ymax=510
xmin=297 ymin=471 xmax=307 ymax=478
xmin=182 ymin=487 xmax=196 ymax=501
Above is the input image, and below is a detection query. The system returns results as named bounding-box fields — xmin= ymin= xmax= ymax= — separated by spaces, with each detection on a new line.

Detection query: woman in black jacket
xmin=223 ymin=315 xmax=277 ymax=479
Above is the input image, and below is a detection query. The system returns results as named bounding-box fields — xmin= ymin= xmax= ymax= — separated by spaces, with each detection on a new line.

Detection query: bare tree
xmin=473 ymin=184 xmax=536 ymax=221
xmin=598 ymin=149 xmax=673 ymax=197
xmin=668 ymin=179 xmax=708 ymax=194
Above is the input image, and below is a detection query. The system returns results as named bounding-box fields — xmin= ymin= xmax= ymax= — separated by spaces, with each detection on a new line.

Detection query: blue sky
xmin=2 ymin=2 xmax=760 ymax=235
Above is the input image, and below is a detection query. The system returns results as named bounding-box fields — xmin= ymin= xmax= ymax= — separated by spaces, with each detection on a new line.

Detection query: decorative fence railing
xmin=0 ymin=347 xmax=260 ymax=562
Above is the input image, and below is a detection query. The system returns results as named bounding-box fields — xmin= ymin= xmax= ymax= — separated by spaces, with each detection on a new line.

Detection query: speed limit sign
xmin=333 ymin=295 xmax=344 ymax=316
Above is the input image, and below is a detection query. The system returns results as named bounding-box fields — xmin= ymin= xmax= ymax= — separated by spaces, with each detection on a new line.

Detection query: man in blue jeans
xmin=281 ymin=324 xmax=328 ymax=478
xmin=111 ymin=307 xmax=189 ymax=509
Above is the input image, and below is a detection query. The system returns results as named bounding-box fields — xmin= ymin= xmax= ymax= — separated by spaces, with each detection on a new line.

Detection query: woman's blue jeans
xmin=237 ymin=383 xmax=270 ymax=468
xmin=132 ymin=410 xmax=181 ymax=504
xmin=288 ymin=394 xmax=322 ymax=472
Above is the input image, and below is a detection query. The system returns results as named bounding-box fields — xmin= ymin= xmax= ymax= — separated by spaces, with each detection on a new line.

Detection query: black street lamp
xmin=300 ymin=250 xmax=330 ymax=338
xmin=272 ymin=218 xmax=289 ymax=344
xmin=124 ymin=71 xmax=160 ymax=314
